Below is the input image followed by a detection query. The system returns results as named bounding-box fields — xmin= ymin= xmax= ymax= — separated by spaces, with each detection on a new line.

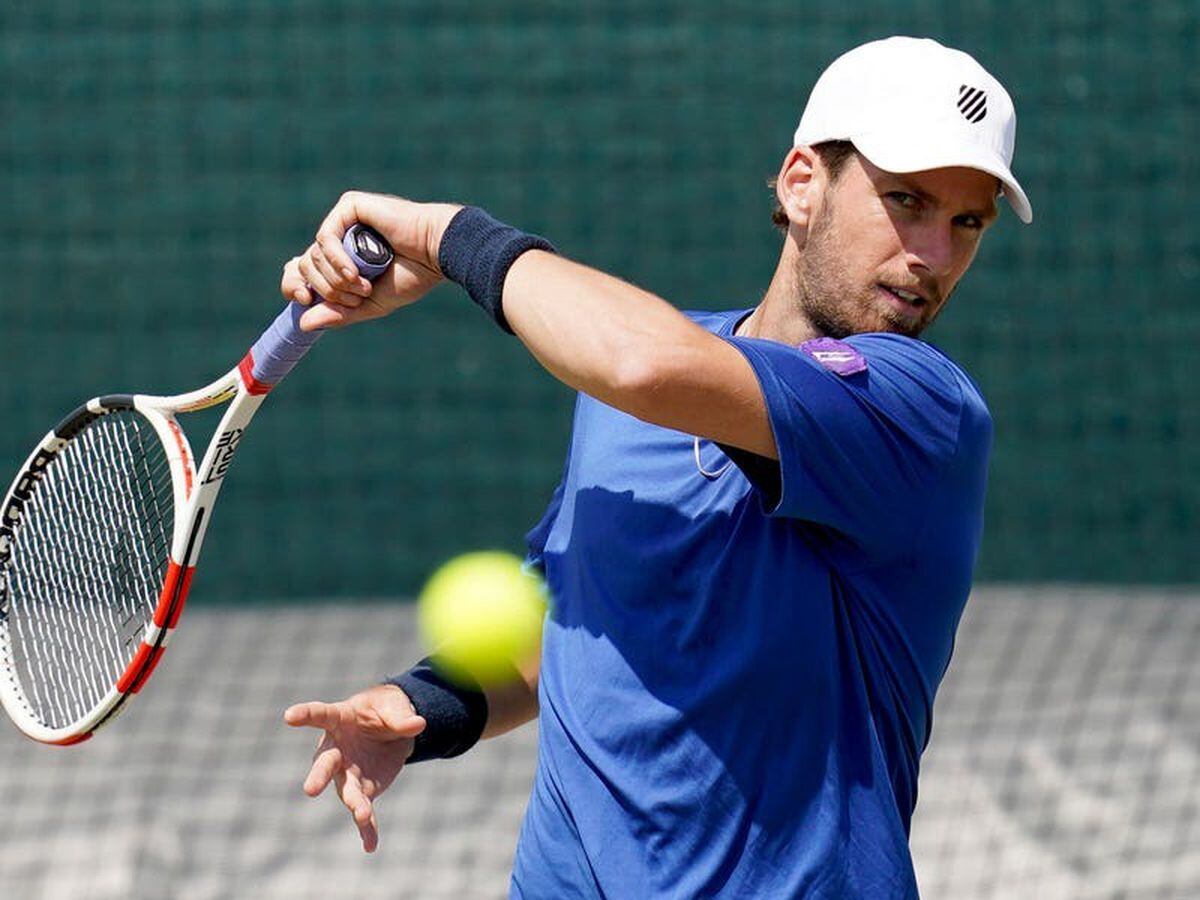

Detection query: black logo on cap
xmin=958 ymin=85 xmax=987 ymax=123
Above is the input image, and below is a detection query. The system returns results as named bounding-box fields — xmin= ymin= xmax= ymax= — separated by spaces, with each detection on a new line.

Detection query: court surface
xmin=2 ymin=586 xmax=1196 ymax=899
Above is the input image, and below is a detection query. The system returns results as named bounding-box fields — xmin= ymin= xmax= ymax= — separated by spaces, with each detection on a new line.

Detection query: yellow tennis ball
xmin=417 ymin=551 xmax=547 ymax=687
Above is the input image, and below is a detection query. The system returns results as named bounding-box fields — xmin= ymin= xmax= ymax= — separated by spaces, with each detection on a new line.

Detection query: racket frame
xmin=0 ymin=366 xmax=264 ymax=744
xmin=0 ymin=223 xmax=392 ymax=745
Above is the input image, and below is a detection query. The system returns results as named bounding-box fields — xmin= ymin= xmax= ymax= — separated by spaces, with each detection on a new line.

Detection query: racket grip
xmin=246 ymin=224 xmax=394 ymax=388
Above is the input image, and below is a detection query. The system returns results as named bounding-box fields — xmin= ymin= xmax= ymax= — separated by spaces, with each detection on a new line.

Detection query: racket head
xmin=0 ymin=395 xmax=196 ymax=744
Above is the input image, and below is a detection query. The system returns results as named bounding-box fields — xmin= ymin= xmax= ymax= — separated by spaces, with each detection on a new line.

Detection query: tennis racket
xmin=0 ymin=224 xmax=394 ymax=745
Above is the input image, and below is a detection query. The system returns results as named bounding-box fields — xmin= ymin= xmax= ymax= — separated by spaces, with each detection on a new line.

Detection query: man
xmin=282 ymin=36 xmax=1032 ymax=898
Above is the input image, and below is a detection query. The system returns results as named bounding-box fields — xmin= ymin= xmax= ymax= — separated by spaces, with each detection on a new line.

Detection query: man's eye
xmin=886 ymin=192 xmax=919 ymax=209
xmin=955 ymin=215 xmax=984 ymax=231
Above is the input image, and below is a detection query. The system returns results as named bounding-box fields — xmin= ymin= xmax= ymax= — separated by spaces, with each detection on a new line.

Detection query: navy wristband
xmin=437 ymin=206 xmax=556 ymax=333
xmin=385 ymin=656 xmax=488 ymax=763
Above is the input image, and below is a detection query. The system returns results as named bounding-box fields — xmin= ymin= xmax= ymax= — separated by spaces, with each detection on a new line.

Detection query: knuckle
xmin=319 ymin=235 xmax=345 ymax=262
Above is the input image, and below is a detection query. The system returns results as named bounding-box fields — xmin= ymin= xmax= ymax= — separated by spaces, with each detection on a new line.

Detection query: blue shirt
xmin=512 ymin=310 xmax=992 ymax=899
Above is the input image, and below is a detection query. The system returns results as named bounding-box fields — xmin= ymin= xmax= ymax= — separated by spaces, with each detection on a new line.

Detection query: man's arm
xmin=286 ymin=195 xmax=777 ymax=460
xmin=501 ymin=250 xmax=777 ymax=459
xmin=479 ymin=653 xmax=539 ymax=740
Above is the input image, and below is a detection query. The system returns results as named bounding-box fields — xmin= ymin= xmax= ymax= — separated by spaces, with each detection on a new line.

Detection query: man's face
xmin=795 ymin=152 xmax=1000 ymax=338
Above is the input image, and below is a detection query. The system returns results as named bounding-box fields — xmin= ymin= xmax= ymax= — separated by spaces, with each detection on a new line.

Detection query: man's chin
xmin=881 ymin=319 xmax=927 ymax=338
xmin=800 ymin=296 xmax=932 ymax=340
xmin=876 ymin=304 xmax=933 ymax=338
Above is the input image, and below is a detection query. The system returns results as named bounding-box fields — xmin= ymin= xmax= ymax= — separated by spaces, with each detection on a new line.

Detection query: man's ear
xmin=775 ymin=145 xmax=821 ymax=230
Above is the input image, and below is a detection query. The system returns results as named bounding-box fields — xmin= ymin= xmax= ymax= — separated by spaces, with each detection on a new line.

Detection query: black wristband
xmin=385 ymin=656 xmax=488 ymax=763
xmin=437 ymin=206 xmax=556 ymax=334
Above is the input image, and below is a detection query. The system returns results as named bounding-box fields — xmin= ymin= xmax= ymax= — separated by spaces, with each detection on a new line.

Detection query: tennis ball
xmin=416 ymin=551 xmax=547 ymax=688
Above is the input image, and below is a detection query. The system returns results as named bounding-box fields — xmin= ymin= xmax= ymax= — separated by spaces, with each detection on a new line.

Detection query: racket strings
xmin=3 ymin=411 xmax=176 ymax=729
xmin=12 ymin=427 xmax=172 ymax=724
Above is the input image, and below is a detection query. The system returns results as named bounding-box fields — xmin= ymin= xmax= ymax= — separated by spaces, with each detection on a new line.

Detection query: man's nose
xmin=905 ymin=221 xmax=957 ymax=279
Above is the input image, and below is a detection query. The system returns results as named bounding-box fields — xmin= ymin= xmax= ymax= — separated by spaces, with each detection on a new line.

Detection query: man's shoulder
xmin=843 ymin=332 xmax=961 ymax=373
xmin=843 ymin=333 xmax=989 ymax=417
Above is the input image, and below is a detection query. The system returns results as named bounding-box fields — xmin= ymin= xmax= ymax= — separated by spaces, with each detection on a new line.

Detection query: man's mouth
xmin=883 ymin=285 xmax=925 ymax=305
xmin=878 ymin=284 xmax=927 ymax=311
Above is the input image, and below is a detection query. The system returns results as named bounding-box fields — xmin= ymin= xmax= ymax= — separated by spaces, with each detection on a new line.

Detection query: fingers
xmin=296 ymin=243 xmax=370 ymax=308
xmin=315 ymin=229 xmax=373 ymax=296
xmin=297 ymin=298 xmax=389 ymax=332
xmin=282 ymin=192 xmax=454 ymax=322
xmin=303 ymin=241 xmax=352 ymax=303
xmin=284 ymin=700 xmax=351 ymax=731
xmin=280 ymin=257 xmax=312 ymax=305
xmin=311 ymin=191 xmax=389 ymax=289
xmin=337 ymin=767 xmax=380 ymax=852
xmin=303 ymin=744 xmax=343 ymax=797
xmin=289 ymin=226 xmax=377 ymax=309
xmin=316 ymin=190 xmax=404 ymax=259
xmin=315 ymin=227 xmax=370 ymax=292
xmin=285 ymin=690 xmax=412 ymax=855
xmin=340 ymin=769 xmax=374 ymax=826
xmin=377 ymin=707 xmax=427 ymax=740
xmin=283 ymin=694 xmax=425 ymax=736
xmin=316 ymin=192 xmax=364 ymax=250
xmin=360 ymin=812 xmax=380 ymax=853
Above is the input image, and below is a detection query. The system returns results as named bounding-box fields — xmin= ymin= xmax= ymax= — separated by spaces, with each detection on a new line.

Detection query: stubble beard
xmin=794 ymin=200 xmax=937 ymax=340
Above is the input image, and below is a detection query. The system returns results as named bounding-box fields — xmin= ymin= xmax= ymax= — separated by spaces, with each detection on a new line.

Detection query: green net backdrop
xmin=1 ymin=1 xmax=1196 ymax=599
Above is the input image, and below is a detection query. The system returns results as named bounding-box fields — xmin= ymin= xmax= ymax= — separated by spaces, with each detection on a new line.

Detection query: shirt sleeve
xmin=724 ymin=333 xmax=971 ymax=558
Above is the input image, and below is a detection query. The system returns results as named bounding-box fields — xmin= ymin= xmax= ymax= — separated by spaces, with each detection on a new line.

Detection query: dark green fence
xmin=2 ymin=1 xmax=1196 ymax=597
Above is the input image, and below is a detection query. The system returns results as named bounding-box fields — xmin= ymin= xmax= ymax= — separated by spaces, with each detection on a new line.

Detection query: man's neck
xmin=735 ymin=243 xmax=822 ymax=345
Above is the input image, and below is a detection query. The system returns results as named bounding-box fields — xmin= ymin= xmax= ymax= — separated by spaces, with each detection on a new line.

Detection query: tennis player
xmin=283 ymin=36 xmax=1032 ymax=898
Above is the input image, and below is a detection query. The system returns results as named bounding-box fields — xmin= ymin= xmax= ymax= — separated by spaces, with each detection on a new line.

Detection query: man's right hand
xmin=284 ymin=684 xmax=427 ymax=853
xmin=280 ymin=191 xmax=462 ymax=332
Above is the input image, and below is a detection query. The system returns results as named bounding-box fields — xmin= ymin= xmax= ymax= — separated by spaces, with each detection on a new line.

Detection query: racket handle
xmin=245 ymin=224 xmax=394 ymax=388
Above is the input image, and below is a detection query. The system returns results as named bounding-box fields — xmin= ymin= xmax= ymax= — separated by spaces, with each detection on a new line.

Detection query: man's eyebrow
xmin=890 ymin=174 xmax=1000 ymax=221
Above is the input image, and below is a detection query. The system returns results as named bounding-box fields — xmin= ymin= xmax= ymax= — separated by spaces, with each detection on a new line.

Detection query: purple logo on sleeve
xmin=800 ymin=338 xmax=868 ymax=376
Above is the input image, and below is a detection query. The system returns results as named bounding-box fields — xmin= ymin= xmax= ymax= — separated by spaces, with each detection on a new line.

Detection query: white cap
xmin=795 ymin=36 xmax=1032 ymax=224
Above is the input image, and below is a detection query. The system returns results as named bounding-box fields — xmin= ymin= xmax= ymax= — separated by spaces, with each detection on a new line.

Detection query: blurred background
xmin=0 ymin=1 xmax=1196 ymax=898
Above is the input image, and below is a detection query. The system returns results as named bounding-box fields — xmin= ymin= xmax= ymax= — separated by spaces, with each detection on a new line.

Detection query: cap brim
xmin=850 ymin=133 xmax=1033 ymax=225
